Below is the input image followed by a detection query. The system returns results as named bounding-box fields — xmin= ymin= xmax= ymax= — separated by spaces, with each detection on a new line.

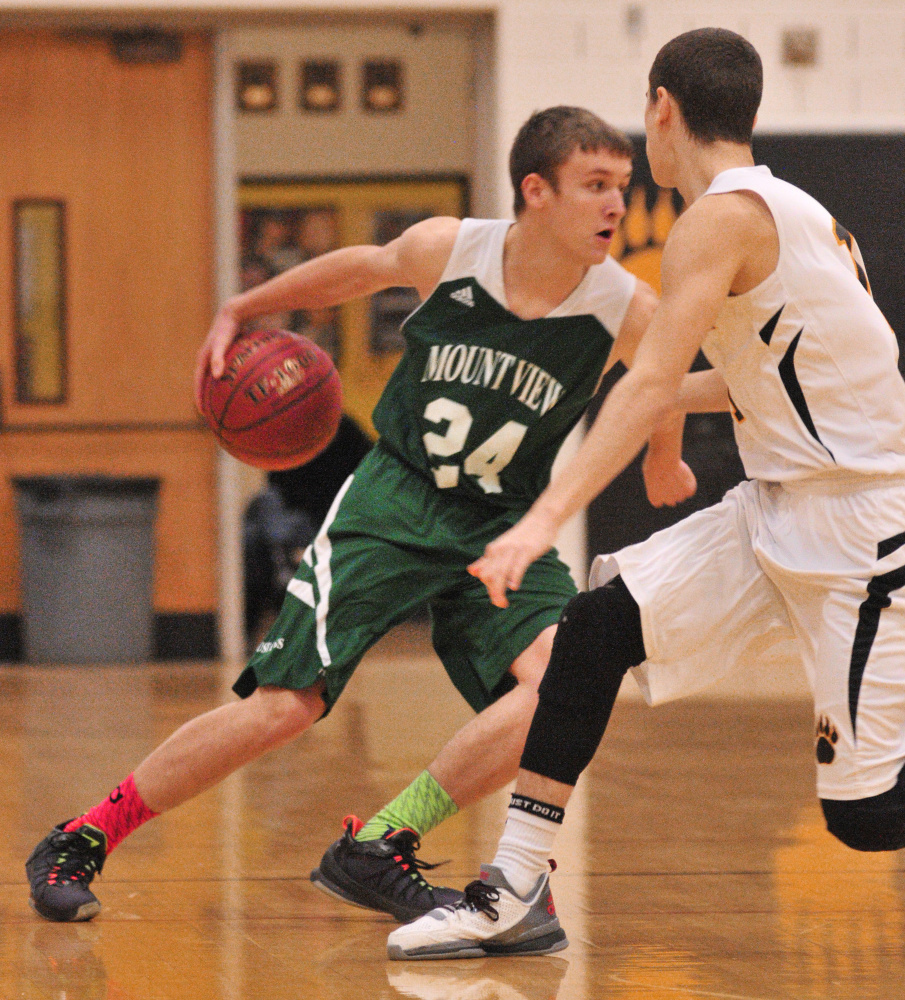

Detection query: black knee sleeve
xmin=821 ymin=765 xmax=905 ymax=852
xmin=535 ymin=576 xmax=646 ymax=707
xmin=520 ymin=575 xmax=646 ymax=786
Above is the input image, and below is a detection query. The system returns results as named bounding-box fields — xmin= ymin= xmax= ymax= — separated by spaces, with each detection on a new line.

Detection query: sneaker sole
xmin=309 ymin=868 xmax=392 ymax=916
xmin=310 ymin=863 xmax=425 ymax=924
xmin=29 ymin=896 xmax=101 ymax=923
xmin=387 ymin=928 xmax=569 ymax=961
xmin=482 ymin=928 xmax=569 ymax=956
xmin=387 ymin=941 xmax=487 ymax=961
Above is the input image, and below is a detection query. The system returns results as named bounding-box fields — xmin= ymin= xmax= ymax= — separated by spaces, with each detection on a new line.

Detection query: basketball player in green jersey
xmin=25 ymin=107 xmax=695 ymax=925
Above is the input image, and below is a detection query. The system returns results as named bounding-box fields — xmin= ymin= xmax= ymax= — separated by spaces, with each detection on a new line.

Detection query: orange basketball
xmin=200 ymin=329 xmax=342 ymax=470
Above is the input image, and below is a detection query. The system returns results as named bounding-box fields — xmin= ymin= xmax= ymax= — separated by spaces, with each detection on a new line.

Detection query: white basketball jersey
xmin=701 ymin=166 xmax=905 ymax=483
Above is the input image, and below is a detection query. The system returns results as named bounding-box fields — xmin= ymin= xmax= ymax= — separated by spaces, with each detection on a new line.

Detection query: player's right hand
xmin=194 ymin=304 xmax=242 ymax=412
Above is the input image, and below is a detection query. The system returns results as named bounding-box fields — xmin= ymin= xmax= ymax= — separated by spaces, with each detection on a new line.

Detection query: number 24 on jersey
xmin=422 ymin=398 xmax=527 ymax=494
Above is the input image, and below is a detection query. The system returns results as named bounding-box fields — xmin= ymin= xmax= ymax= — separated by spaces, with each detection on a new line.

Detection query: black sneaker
xmin=310 ymin=815 xmax=464 ymax=923
xmin=26 ymin=822 xmax=107 ymax=922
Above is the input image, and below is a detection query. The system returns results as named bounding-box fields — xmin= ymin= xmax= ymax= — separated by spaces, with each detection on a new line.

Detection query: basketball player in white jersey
xmin=388 ymin=27 xmax=905 ymax=960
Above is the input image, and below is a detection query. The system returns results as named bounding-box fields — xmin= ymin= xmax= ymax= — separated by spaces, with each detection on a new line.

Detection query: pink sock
xmin=64 ymin=774 xmax=158 ymax=852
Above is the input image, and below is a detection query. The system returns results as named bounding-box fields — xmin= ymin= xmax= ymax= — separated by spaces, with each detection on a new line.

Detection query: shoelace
xmin=343 ymin=822 xmax=446 ymax=891
xmin=45 ymin=832 xmax=100 ymax=887
xmin=454 ymin=880 xmax=501 ymax=921
xmin=384 ymin=831 xmax=451 ymax=891
xmin=385 ymin=831 xmax=445 ymax=874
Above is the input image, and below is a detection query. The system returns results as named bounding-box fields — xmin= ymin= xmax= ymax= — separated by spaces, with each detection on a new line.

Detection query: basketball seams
xmin=205 ymin=330 xmax=292 ymax=432
xmin=217 ymin=442 xmax=322 ymax=469
xmin=222 ymin=366 xmax=339 ymax=433
xmin=212 ymin=380 xmax=338 ymax=458
xmin=200 ymin=329 xmax=342 ymax=470
xmin=213 ymin=337 xmax=331 ymax=432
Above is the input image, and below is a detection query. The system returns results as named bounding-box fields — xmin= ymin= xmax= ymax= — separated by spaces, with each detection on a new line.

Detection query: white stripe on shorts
xmin=286 ymin=579 xmax=315 ymax=607
xmin=312 ymin=475 xmax=354 ymax=668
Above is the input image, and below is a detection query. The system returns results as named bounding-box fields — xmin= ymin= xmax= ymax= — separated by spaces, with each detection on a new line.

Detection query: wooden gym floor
xmin=1 ymin=622 xmax=903 ymax=1000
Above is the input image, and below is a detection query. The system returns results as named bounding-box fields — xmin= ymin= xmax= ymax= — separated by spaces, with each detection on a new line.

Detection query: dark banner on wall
xmin=754 ymin=135 xmax=905 ymax=339
xmin=587 ymin=134 xmax=905 ymax=563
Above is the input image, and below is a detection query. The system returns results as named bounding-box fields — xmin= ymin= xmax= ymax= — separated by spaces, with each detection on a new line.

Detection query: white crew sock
xmin=491 ymin=795 xmax=564 ymax=897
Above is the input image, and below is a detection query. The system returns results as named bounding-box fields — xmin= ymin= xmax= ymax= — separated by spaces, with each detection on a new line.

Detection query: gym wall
xmin=0 ymin=0 xmax=901 ymax=644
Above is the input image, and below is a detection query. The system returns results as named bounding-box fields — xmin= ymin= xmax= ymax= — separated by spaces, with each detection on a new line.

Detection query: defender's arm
xmin=470 ymin=197 xmax=750 ymax=607
xmin=609 ymin=278 xmax=696 ymax=508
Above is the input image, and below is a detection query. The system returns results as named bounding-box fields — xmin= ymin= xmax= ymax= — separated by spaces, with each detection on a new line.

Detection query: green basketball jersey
xmin=373 ymin=218 xmax=637 ymax=509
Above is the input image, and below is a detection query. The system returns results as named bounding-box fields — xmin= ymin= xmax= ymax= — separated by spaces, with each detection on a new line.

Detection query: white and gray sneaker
xmin=386 ymin=863 xmax=568 ymax=961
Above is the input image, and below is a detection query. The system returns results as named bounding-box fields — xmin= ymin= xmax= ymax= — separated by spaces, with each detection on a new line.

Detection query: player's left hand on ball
xmin=468 ymin=509 xmax=559 ymax=608
xmin=194 ymin=304 xmax=242 ymax=411
xmin=642 ymin=453 xmax=697 ymax=507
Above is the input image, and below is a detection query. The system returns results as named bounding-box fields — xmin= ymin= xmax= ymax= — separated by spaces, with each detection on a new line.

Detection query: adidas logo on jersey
xmin=450 ymin=286 xmax=474 ymax=307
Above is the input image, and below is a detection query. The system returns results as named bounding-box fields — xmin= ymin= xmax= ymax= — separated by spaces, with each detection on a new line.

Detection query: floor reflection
xmin=1 ymin=624 xmax=903 ymax=999
xmin=16 ymin=923 xmax=108 ymax=1000
xmin=387 ymin=955 xmax=570 ymax=1000
xmin=775 ymin=805 xmax=905 ymax=998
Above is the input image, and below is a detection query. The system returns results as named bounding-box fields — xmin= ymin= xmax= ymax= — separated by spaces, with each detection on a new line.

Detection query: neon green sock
xmin=355 ymin=770 xmax=458 ymax=841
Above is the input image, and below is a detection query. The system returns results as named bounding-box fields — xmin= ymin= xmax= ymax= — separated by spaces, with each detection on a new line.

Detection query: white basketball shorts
xmin=590 ymin=476 xmax=905 ymax=801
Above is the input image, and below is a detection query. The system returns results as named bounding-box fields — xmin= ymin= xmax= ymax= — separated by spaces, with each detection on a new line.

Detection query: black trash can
xmin=14 ymin=476 xmax=160 ymax=663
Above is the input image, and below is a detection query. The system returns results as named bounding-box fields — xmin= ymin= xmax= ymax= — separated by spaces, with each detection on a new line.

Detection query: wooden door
xmin=0 ymin=31 xmax=217 ymax=657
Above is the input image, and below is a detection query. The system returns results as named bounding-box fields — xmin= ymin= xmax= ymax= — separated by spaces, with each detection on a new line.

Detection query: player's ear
xmin=520 ymin=172 xmax=550 ymax=210
xmin=654 ymin=87 xmax=673 ymax=127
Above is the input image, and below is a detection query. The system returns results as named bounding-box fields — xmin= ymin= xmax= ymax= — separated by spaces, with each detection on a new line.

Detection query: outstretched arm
xmin=608 ymin=279 xmax=697 ymax=508
xmin=470 ymin=197 xmax=751 ymax=608
xmin=194 ymin=216 xmax=460 ymax=407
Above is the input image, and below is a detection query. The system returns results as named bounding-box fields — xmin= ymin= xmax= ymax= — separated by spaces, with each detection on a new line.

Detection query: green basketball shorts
xmin=233 ymin=445 xmax=577 ymax=714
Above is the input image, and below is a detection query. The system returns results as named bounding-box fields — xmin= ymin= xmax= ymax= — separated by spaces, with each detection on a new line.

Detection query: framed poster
xmin=239 ymin=206 xmax=342 ymax=362
xmin=13 ymin=200 xmax=67 ymax=404
xmin=239 ymin=176 xmax=467 ymax=433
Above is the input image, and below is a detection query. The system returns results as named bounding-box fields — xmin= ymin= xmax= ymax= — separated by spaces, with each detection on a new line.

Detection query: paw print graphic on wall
xmin=612 ymin=186 xmax=679 ymax=293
